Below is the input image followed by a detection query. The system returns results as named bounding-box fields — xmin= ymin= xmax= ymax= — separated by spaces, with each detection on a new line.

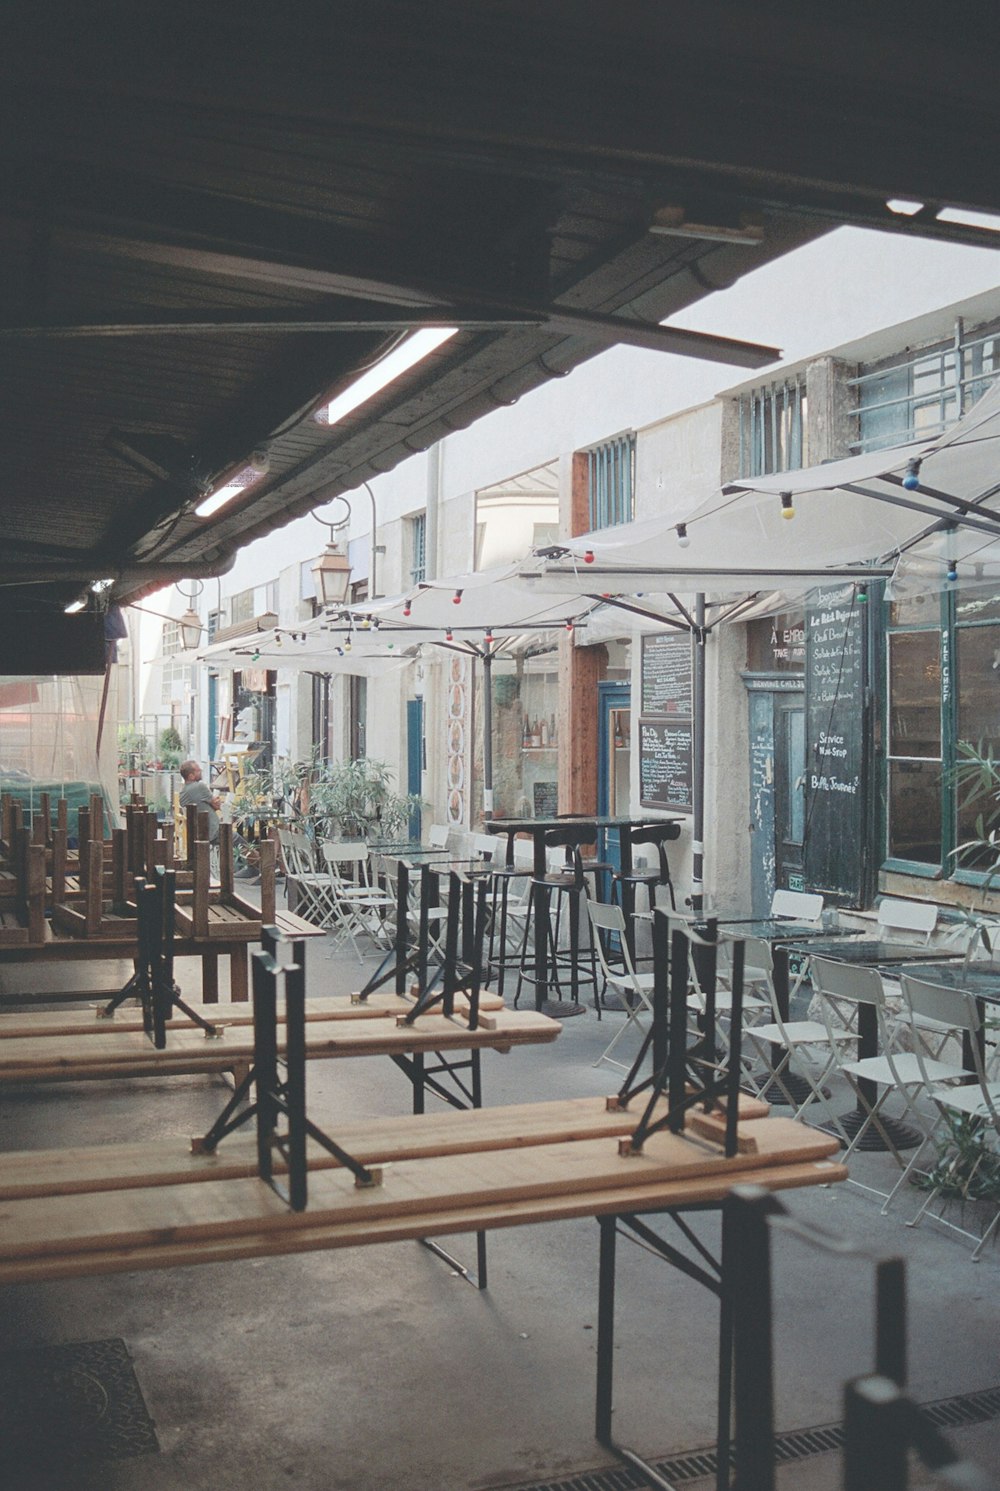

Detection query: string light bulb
xmin=453 ymin=589 xmax=463 ymax=605
xmin=445 ymin=626 xmax=453 ymax=641
xmin=903 ymin=457 xmax=922 ymax=491
xmin=780 ymin=491 xmax=795 ymax=520
xmin=583 ymin=550 xmax=595 ymax=564
xmin=676 ymin=523 xmax=690 ymax=548
xmin=947 ymin=560 xmax=959 ymax=583
xmin=565 ymin=619 xmax=575 ymax=633
xmin=403 ymin=601 xmax=412 ymax=618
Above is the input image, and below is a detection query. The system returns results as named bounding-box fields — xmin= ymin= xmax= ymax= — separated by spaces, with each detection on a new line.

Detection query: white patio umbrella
xmin=196 ymin=628 xmax=416 ymax=677
xmin=323 ymin=565 xmax=616 ymax=816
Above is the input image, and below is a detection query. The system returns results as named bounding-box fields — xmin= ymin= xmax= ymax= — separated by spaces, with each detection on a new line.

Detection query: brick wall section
xmin=556 ymin=451 xmax=607 ymax=814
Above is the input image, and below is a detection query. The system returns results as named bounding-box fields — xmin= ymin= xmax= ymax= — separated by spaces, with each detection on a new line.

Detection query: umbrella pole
xmin=482 ymin=647 xmax=494 ymax=819
xmin=691 ymin=594 xmax=706 ymax=913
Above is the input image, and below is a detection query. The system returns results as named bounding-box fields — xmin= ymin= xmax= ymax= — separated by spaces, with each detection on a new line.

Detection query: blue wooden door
xmin=406 ymin=698 xmax=423 ymax=841
xmin=598 ymin=681 xmax=631 ymax=894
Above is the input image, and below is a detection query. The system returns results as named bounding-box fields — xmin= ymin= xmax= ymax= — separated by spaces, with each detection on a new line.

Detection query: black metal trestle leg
xmin=100 ymin=869 xmax=220 ymax=1043
xmin=595 ymin=1209 xmax=725 ymax=1491
xmin=194 ymin=927 xmax=378 ymax=1210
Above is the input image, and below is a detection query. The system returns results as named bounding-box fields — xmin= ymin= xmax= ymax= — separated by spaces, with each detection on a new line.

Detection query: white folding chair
xmin=770 ymin=888 xmax=824 ymax=922
xmin=811 ymin=957 xmax=968 ymax=1181
xmin=321 ymin=841 xmax=394 ymax=960
xmin=887 ymin=977 xmax=999 ymax=1257
xmin=588 ymin=901 xmax=656 ymax=1071
xmin=278 ymin=827 xmax=337 ymax=927
xmin=426 ymin=824 xmax=450 ymax=849
xmin=876 ymin=896 xmax=937 ymax=942
xmin=743 ymin=939 xmax=856 ymax=1125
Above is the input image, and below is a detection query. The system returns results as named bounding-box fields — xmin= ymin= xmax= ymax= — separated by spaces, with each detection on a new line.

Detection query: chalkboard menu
xmin=803 ymin=582 xmax=867 ymax=904
xmin=532 ymin=780 xmax=558 ymax=817
xmin=641 ymin=632 xmax=692 ymax=714
xmin=639 ymin=633 xmax=693 ymax=810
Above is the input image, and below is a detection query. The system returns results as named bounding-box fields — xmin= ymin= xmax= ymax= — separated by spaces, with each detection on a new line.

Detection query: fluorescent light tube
xmin=319 ymin=328 xmax=458 ymax=426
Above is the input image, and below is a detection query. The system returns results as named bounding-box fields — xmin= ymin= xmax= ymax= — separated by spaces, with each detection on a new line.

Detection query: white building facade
xmin=142 ymin=227 xmax=1000 ymax=914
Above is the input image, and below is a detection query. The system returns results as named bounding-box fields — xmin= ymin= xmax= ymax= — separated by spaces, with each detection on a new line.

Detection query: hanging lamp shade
xmin=178 ymin=607 xmax=204 ymax=650
xmin=312 ymin=543 xmax=353 ymax=607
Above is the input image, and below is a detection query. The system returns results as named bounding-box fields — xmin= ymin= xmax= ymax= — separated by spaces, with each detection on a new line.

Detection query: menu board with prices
xmin=639 ymin=633 xmax=694 ymax=811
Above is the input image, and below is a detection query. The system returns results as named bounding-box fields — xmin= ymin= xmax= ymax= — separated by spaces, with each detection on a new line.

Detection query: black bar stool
xmin=612 ymin=821 xmax=680 ymax=917
xmin=485 ymin=841 xmax=534 ymax=998
xmin=515 ymin=823 xmax=601 ymax=1014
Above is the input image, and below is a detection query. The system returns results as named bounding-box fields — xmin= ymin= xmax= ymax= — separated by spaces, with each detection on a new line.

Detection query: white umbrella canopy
xmin=520 ymin=380 xmax=1000 ymax=600
xmin=196 ymin=627 xmax=416 ymax=677
xmin=335 ymin=563 xmax=603 ymax=637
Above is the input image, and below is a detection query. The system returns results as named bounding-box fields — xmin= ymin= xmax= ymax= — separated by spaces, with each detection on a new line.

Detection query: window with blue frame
xmin=884 ymin=588 xmax=1000 ymax=875
xmin=585 ymin=432 xmax=635 ymax=530
xmin=851 ymin=317 xmax=1000 ymax=455
xmin=737 ymin=375 xmax=807 ymax=476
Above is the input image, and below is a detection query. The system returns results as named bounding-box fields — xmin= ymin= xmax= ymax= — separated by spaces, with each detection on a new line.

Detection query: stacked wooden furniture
xmin=0 ymin=802 xmax=320 ymax=1006
xmin=174 ymin=823 xmax=276 ymax=941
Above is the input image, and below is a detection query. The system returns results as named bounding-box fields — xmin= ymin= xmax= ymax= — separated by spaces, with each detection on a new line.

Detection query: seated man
xmin=178 ymin=760 xmax=221 ymax=844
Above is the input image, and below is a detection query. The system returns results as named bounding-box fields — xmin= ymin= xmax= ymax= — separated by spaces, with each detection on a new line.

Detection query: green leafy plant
xmin=157 ymin=725 xmax=185 ymax=771
xmin=913 ymin=1112 xmax=1000 ymax=1206
xmin=303 ymin=756 xmax=422 ymax=842
xmin=949 ymin=739 xmax=1000 ymax=885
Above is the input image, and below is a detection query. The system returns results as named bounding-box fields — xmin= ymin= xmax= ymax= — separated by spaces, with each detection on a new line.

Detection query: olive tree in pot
xmin=305 ymin=757 xmax=422 ymax=843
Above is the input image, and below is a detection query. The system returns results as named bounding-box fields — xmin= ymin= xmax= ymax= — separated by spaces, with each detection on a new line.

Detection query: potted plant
xmin=303 ymin=756 xmax=422 ymax=843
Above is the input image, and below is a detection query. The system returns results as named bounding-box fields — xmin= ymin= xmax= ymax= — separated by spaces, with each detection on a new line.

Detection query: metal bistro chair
xmin=320 ymin=841 xmax=394 ymax=961
xmin=770 ymin=887 xmax=824 ymax=923
xmin=588 ymin=900 xmax=656 ymax=1070
xmin=887 ymin=976 xmax=999 ymax=1257
xmin=277 ymin=826 xmax=336 ymax=928
xmin=743 ymin=938 xmax=856 ymax=1127
xmin=811 ymin=956 xmax=969 ymax=1180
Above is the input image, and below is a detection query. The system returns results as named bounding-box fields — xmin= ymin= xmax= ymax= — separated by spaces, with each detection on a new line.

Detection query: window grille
xmin=850 ymin=317 xmax=1000 ymax=454
xmin=737 ymin=375 xmax=808 ymax=476
xmin=409 ymin=511 xmax=427 ymax=585
xmin=585 ymin=432 xmax=635 ymax=530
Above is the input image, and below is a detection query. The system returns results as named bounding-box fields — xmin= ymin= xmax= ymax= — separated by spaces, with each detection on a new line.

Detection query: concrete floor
xmin=1 ymin=922 xmax=998 ymax=1491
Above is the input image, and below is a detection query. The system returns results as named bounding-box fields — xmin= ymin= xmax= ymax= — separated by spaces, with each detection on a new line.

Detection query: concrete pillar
xmin=806 ymin=357 xmax=856 ymax=462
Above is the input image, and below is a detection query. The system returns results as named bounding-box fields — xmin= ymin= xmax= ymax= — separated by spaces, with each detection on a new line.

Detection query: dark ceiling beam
xmin=5 ymin=12 xmax=999 ymax=217
xmin=0 ymin=558 xmax=233 ymax=591
xmin=0 ymin=309 xmax=538 ymax=339
xmin=57 ymin=229 xmax=781 ymax=366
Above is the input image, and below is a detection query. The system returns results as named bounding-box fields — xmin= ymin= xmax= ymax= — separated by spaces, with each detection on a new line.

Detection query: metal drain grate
xmin=493 ymin=1382 xmax=1000 ymax=1491
xmin=0 ymin=1337 xmax=158 ymax=1471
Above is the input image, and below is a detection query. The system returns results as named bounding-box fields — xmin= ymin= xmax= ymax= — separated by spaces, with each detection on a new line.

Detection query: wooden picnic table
xmin=0 ymin=1100 xmax=842 ymax=1284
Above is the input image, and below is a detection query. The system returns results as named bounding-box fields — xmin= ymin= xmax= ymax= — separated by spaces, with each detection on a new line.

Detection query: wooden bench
xmin=0 ymin=987 xmax=506 ymax=1039
xmin=0 ymin=1101 xmax=844 ymax=1284
xmin=0 ymin=1005 xmax=560 ymax=1087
